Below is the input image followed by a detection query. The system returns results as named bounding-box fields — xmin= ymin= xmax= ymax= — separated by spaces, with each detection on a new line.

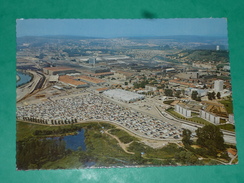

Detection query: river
xmin=16 ymin=71 xmax=32 ymax=87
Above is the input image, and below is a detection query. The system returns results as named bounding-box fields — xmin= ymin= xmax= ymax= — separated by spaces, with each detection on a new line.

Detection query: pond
xmin=47 ymin=129 xmax=86 ymax=151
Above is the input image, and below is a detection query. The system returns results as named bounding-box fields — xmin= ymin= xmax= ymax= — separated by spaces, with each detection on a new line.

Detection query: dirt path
xmin=104 ymin=130 xmax=135 ymax=155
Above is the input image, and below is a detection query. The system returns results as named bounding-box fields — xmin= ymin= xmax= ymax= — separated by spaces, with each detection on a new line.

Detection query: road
xmin=16 ymin=70 xmax=44 ymax=102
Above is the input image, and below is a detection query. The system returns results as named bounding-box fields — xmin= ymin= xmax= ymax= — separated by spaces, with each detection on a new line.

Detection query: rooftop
xmin=59 ymin=75 xmax=87 ymax=86
xmin=44 ymin=67 xmax=75 ymax=72
xmin=75 ymin=75 xmax=105 ymax=84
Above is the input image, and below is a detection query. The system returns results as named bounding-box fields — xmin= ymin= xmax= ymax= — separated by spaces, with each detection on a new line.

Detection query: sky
xmin=16 ymin=18 xmax=228 ymax=38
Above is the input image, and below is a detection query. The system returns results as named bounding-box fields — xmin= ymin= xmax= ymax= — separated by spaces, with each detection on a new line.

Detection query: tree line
xmin=33 ymin=126 xmax=83 ymax=136
xmin=17 ymin=138 xmax=69 ymax=170
xmin=182 ymin=125 xmax=230 ymax=159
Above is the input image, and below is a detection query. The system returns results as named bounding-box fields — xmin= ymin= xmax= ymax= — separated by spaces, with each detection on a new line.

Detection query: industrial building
xmin=49 ymin=75 xmax=59 ymax=83
xmin=103 ymin=89 xmax=145 ymax=103
xmin=43 ymin=67 xmax=77 ymax=75
xmin=74 ymin=75 xmax=106 ymax=85
xmin=90 ymin=67 xmax=110 ymax=74
xmin=59 ymin=75 xmax=88 ymax=88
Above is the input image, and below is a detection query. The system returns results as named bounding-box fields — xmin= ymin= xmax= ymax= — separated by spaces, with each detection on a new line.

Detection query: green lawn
xmin=219 ymin=99 xmax=233 ymax=114
xmin=218 ymin=124 xmax=235 ymax=132
xmin=163 ymin=100 xmax=174 ymax=105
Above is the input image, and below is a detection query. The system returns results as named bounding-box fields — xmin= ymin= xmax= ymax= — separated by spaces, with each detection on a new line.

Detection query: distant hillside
xmin=171 ymin=50 xmax=229 ymax=63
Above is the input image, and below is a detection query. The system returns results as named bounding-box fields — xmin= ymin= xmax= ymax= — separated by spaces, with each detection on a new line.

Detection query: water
xmin=16 ymin=71 xmax=32 ymax=87
xmin=63 ymin=129 xmax=86 ymax=151
xmin=46 ymin=129 xmax=86 ymax=151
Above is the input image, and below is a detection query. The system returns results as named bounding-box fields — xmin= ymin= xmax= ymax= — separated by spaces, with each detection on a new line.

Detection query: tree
xmin=207 ymin=92 xmax=212 ymax=100
xmin=175 ymin=90 xmax=181 ymax=98
xmin=196 ymin=125 xmax=225 ymax=156
xmin=124 ymin=82 xmax=128 ymax=85
xmin=191 ymin=91 xmax=198 ymax=100
xmin=217 ymin=92 xmax=221 ymax=99
xmin=182 ymin=129 xmax=193 ymax=147
xmin=212 ymin=91 xmax=216 ymax=100
xmin=196 ymin=96 xmax=201 ymax=102
xmin=164 ymin=89 xmax=173 ymax=97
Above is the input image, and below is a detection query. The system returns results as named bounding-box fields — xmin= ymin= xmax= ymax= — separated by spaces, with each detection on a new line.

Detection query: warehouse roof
xmin=44 ymin=67 xmax=75 ymax=71
xmin=59 ymin=75 xmax=87 ymax=86
xmin=75 ymin=75 xmax=105 ymax=84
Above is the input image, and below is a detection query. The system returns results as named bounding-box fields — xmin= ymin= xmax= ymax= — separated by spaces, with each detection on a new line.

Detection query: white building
xmin=175 ymin=104 xmax=191 ymax=118
xmin=214 ymin=80 xmax=224 ymax=92
xmin=103 ymin=89 xmax=145 ymax=103
xmin=229 ymin=114 xmax=235 ymax=124
xmin=200 ymin=110 xmax=220 ymax=124
xmin=145 ymin=85 xmax=157 ymax=91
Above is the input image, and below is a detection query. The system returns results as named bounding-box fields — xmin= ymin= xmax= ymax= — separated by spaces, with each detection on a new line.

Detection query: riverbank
xmin=16 ymin=75 xmax=20 ymax=82
xmin=16 ymin=70 xmax=42 ymax=102
xmin=16 ymin=70 xmax=33 ymax=87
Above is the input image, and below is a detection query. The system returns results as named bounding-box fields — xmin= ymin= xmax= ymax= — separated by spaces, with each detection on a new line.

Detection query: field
xmin=17 ymin=121 xmax=193 ymax=169
xmin=220 ymin=98 xmax=233 ymax=114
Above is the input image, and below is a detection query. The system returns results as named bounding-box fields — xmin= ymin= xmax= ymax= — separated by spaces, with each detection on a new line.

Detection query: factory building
xmin=43 ymin=67 xmax=77 ymax=75
xmin=74 ymin=75 xmax=106 ymax=86
xmin=59 ymin=75 xmax=88 ymax=88
xmin=90 ymin=67 xmax=110 ymax=74
xmin=103 ymin=89 xmax=145 ymax=103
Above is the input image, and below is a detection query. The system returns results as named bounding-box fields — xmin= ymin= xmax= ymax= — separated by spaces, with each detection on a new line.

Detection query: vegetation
xmin=133 ymin=80 xmax=149 ymax=88
xmin=217 ymin=92 xmax=221 ymax=99
xmin=196 ymin=125 xmax=225 ymax=157
xmin=174 ymin=50 xmax=229 ymax=63
xmin=109 ymin=128 xmax=136 ymax=144
xmin=164 ymin=89 xmax=173 ymax=97
xmin=17 ymin=120 xmax=233 ymax=169
xmin=191 ymin=91 xmax=198 ymax=100
xmin=218 ymin=124 xmax=235 ymax=132
xmin=182 ymin=129 xmax=193 ymax=147
xmin=17 ymin=137 xmax=68 ymax=170
xmin=207 ymin=91 xmax=216 ymax=100
xmin=220 ymin=98 xmax=233 ymax=114
xmin=163 ymin=100 xmax=174 ymax=105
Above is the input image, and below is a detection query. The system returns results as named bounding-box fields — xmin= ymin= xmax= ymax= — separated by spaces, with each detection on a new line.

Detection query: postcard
xmin=16 ymin=18 xmax=237 ymax=170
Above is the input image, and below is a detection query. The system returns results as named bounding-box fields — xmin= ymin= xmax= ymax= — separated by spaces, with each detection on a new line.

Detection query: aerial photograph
xmin=16 ymin=18 xmax=238 ymax=170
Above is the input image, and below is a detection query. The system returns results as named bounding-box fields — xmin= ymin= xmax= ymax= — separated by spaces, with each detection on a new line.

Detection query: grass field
xmin=219 ymin=99 xmax=233 ymax=114
xmin=16 ymin=121 xmax=191 ymax=168
xmin=218 ymin=124 xmax=235 ymax=132
xmin=17 ymin=121 xmax=86 ymax=141
xmin=109 ymin=128 xmax=137 ymax=143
